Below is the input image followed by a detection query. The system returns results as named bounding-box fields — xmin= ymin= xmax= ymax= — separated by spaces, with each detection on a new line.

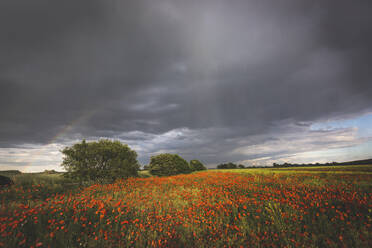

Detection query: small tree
xmin=238 ymin=164 xmax=245 ymax=169
xmin=61 ymin=139 xmax=139 ymax=183
xmin=189 ymin=159 xmax=207 ymax=171
xmin=148 ymin=153 xmax=191 ymax=176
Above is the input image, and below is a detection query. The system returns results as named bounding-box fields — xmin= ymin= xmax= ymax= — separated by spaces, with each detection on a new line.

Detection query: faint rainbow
xmin=23 ymin=109 xmax=98 ymax=172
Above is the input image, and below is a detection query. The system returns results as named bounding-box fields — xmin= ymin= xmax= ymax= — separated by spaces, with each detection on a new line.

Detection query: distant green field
xmin=215 ymin=164 xmax=372 ymax=175
xmin=138 ymin=170 xmax=152 ymax=178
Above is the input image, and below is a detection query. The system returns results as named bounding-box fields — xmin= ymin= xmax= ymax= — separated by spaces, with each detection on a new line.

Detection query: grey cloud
xmin=0 ymin=0 xmax=371 ymax=167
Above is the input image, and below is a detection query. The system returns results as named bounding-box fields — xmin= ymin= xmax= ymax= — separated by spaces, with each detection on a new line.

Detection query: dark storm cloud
xmin=0 ymin=0 xmax=105 ymax=70
xmin=1 ymin=0 xmax=371 ymax=165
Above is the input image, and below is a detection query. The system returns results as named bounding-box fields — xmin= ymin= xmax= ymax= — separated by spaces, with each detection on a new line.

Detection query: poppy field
xmin=1 ymin=166 xmax=371 ymax=247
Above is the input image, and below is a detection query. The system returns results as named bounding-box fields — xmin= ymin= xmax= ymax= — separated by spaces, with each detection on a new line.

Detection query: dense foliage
xmin=61 ymin=140 xmax=139 ymax=182
xmin=0 ymin=175 xmax=13 ymax=187
xmin=217 ymin=162 xmax=238 ymax=169
xmin=148 ymin=153 xmax=191 ymax=176
xmin=189 ymin=160 xmax=207 ymax=171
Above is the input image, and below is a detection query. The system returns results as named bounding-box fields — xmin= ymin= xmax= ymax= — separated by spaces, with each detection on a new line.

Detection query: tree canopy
xmin=189 ymin=159 xmax=207 ymax=171
xmin=217 ymin=162 xmax=238 ymax=169
xmin=148 ymin=153 xmax=191 ymax=176
xmin=61 ymin=139 xmax=139 ymax=182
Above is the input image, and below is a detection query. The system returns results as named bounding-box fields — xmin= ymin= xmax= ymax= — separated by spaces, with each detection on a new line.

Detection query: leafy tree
xmin=217 ymin=162 xmax=238 ymax=169
xmin=148 ymin=153 xmax=191 ymax=176
xmin=43 ymin=170 xmax=58 ymax=174
xmin=61 ymin=139 xmax=139 ymax=183
xmin=189 ymin=159 xmax=207 ymax=171
xmin=238 ymin=164 xmax=245 ymax=169
xmin=216 ymin=164 xmax=224 ymax=169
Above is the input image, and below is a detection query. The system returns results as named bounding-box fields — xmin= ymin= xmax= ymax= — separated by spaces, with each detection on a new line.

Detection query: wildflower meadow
xmin=1 ymin=166 xmax=371 ymax=247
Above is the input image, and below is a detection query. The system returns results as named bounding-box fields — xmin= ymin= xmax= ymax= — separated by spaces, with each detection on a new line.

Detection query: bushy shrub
xmin=62 ymin=139 xmax=139 ymax=183
xmin=0 ymin=175 xmax=14 ymax=187
xmin=149 ymin=154 xmax=191 ymax=176
xmin=189 ymin=159 xmax=207 ymax=171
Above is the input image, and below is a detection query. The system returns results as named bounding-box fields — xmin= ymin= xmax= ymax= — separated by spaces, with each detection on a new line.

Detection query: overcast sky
xmin=1 ymin=0 xmax=371 ymax=171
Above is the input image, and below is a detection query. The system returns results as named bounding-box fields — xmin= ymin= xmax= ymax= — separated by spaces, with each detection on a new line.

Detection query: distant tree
xmin=217 ymin=163 xmax=225 ymax=169
xmin=273 ymin=159 xmax=372 ymax=168
xmin=143 ymin=164 xmax=150 ymax=171
xmin=61 ymin=139 xmax=139 ymax=183
xmin=238 ymin=164 xmax=245 ymax=169
xmin=217 ymin=162 xmax=238 ymax=169
xmin=189 ymin=160 xmax=207 ymax=171
xmin=148 ymin=154 xmax=192 ymax=176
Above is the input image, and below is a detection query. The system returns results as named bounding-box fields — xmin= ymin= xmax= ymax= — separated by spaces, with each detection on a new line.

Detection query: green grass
xmin=212 ymin=164 xmax=372 ymax=190
xmin=0 ymin=173 xmax=78 ymax=203
xmin=138 ymin=170 xmax=152 ymax=178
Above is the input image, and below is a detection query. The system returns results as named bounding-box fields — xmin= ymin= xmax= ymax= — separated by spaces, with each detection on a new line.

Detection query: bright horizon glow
xmin=1 ymin=113 xmax=371 ymax=173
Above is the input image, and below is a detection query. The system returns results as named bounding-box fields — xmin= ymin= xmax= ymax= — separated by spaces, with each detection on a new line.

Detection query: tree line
xmin=216 ymin=163 xmax=245 ymax=169
xmin=272 ymin=158 xmax=372 ymax=168
xmin=62 ymin=139 xmax=206 ymax=183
